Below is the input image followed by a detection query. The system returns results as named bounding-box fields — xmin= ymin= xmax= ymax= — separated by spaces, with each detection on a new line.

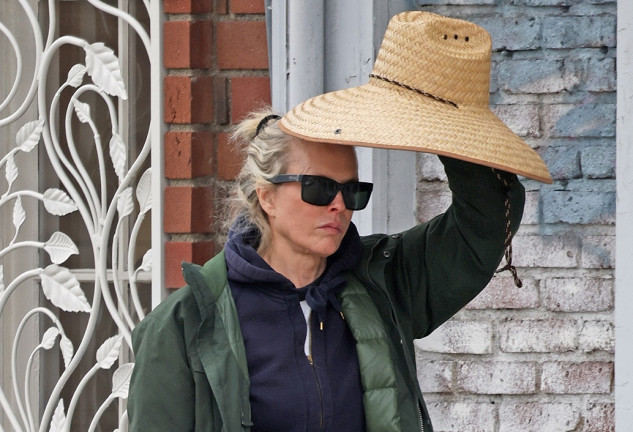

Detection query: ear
xmin=257 ymin=186 xmax=276 ymax=218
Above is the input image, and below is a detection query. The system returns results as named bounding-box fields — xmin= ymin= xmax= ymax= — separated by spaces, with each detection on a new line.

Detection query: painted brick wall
xmin=163 ymin=0 xmax=270 ymax=288
xmin=414 ymin=1 xmax=616 ymax=431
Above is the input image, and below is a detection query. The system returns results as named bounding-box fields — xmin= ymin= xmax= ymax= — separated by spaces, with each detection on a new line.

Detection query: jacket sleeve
xmin=128 ymin=308 xmax=196 ymax=432
xmin=396 ymin=156 xmax=525 ymax=338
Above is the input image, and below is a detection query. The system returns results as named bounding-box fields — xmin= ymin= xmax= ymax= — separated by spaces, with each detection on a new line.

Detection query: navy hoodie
xmin=225 ymin=222 xmax=366 ymax=432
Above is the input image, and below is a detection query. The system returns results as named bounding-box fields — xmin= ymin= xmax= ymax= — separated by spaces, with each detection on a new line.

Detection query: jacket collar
xmin=182 ymin=252 xmax=250 ymax=380
xmin=182 ymin=253 xmax=253 ymax=430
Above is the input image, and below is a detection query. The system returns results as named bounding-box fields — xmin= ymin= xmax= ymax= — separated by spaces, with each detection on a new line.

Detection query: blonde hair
xmin=228 ymin=108 xmax=294 ymax=252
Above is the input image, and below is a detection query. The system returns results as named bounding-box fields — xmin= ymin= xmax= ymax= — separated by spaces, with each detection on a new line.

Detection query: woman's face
xmin=259 ymin=139 xmax=358 ymax=261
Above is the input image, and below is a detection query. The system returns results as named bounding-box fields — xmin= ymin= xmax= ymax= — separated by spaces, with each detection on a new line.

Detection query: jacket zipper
xmin=418 ymin=401 xmax=425 ymax=432
xmin=308 ymin=312 xmax=324 ymax=431
xmin=365 ymin=236 xmax=426 ymax=432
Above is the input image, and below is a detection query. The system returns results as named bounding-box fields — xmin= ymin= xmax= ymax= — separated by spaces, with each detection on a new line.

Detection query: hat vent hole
xmin=454 ymin=34 xmax=458 ymax=40
xmin=443 ymin=34 xmax=448 ymax=40
xmin=465 ymin=36 xmax=470 ymax=42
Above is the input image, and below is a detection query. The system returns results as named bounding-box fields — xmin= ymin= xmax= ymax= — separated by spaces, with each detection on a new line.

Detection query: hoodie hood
xmin=224 ymin=218 xmax=362 ymax=325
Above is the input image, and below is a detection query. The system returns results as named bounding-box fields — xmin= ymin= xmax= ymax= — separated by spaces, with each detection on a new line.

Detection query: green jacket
xmin=128 ymin=158 xmax=525 ymax=432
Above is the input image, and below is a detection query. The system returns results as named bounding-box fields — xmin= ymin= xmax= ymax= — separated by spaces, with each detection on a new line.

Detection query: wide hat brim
xmin=279 ymin=12 xmax=552 ymax=184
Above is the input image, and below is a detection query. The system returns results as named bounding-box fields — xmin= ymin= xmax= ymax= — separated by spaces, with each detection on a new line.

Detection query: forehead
xmin=287 ymin=139 xmax=358 ymax=173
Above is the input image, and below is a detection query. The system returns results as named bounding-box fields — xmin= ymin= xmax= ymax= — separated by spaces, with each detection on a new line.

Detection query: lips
xmin=319 ymin=222 xmax=343 ymax=233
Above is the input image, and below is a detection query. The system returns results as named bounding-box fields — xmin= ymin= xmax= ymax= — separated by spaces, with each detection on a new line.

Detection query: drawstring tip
xmin=319 ymin=321 xmax=324 ymax=331
xmin=496 ymin=264 xmax=523 ymax=288
xmin=340 ymin=311 xmax=345 ymax=321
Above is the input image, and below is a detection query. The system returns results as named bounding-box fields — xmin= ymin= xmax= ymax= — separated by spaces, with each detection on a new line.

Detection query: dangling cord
xmin=493 ymin=169 xmax=523 ymax=288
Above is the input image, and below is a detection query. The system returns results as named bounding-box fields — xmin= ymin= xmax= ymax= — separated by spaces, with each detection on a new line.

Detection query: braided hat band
xmin=279 ymin=11 xmax=552 ymax=184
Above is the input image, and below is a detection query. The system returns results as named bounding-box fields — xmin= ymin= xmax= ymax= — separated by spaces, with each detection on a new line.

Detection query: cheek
xmin=290 ymin=205 xmax=322 ymax=228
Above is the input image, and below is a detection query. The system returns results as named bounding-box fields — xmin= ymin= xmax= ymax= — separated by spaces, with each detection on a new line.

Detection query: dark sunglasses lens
xmin=342 ymin=183 xmax=373 ymax=210
xmin=301 ymin=176 xmax=373 ymax=210
xmin=301 ymin=177 xmax=336 ymax=206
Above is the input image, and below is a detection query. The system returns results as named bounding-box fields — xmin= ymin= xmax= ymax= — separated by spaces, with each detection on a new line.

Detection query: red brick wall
xmin=163 ymin=0 xmax=271 ymax=288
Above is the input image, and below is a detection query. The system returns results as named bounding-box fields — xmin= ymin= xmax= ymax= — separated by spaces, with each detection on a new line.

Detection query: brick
xmin=230 ymin=0 xmax=265 ymax=13
xmin=499 ymin=319 xmax=577 ymax=353
xmin=427 ymin=402 xmax=496 ymax=432
xmin=581 ymin=145 xmax=616 ymax=179
xmin=542 ymin=278 xmax=613 ymax=312
xmin=584 ymin=402 xmax=615 ymax=432
xmin=165 ymin=241 xmax=215 ymax=288
xmin=467 ymin=276 xmax=539 ymax=309
xmin=217 ymin=132 xmax=243 ymax=180
xmin=542 ymin=103 xmax=616 ymax=138
xmin=164 ymin=21 xmax=213 ymax=69
xmin=512 ymin=234 xmax=580 ymax=268
xmin=499 ymin=402 xmax=579 ymax=432
xmin=419 ymin=0 xmax=495 ymax=4
xmin=217 ymin=21 xmax=269 ymax=69
xmin=190 ymin=77 xmax=215 ymax=124
xmin=214 ymin=77 xmax=229 ymax=125
xmin=416 ymin=183 xmax=451 ymax=222
xmin=164 ymin=76 xmax=190 ymax=123
xmin=164 ymin=22 xmax=189 ymax=68
xmin=582 ymin=235 xmax=615 ymax=269
xmin=215 ymin=0 xmax=228 ymax=14
xmin=489 ymin=61 xmax=499 ymax=94
xmin=543 ymin=16 xmax=616 ymax=49
xmin=541 ymin=362 xmax=613 ymax=394
xmin=231 ymin=76 xmax=271 ymax=122
xmin=416 ymin=360 xmax=453 ymax=393
xmin=498 ymin=59 xmax=578 ymax=94
xmin=415 ymin=321 xmax=492 ymax=354
xmin=164 ymin=76 xmax=214 ymax=124
xmin=456 ymin=361 xmax=537 ymax=394
xmin=164 ymin=0 xmax=213 ymax=13
xmin=164 ymin=186 xmax=214 ymax=233
xmin=521 ymin=190 xmax=541 ymax=225
xmin=542 ymin=191 xmax=615 ymax=224
xmin=570 ymin=57 xmax=616 ymax=92
xmin=418 ymin=153 xmax=447 ymax=181
xmin=509 ymin=0 xmax=571 ymax=4
xmin=491 ymin=104 xmax=540 ymax=137
xmin=580 ymin=320 xmax=614 ymax=353
xmin=165 ymin=131 xmax=214 ymax=179
xmin=476 ymin=16 xmax=540 ymax=51
xmin=539 ymin=146 xmax=581 ymax=180
xmin=189 ymin=21 xmax=213 ymax=68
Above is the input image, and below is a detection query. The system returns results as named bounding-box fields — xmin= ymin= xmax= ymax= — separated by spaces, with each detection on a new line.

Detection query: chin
xmin=317 ymin=243 xmax=343 ymax=258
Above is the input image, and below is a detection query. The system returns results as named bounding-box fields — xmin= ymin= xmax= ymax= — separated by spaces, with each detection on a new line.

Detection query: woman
xmin=128 ymin=11 xmax=550 ymax=432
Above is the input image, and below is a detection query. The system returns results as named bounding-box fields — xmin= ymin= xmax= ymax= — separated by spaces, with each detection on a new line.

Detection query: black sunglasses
xmin=267 ymin=174 xmax=373 ymax=210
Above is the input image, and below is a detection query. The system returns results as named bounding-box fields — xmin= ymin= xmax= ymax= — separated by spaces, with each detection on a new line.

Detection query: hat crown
xmin=372 ymin=12 xmax=492 ymax=107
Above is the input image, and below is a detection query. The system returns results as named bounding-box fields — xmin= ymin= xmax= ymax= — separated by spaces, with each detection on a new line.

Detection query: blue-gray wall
xmin=412 ymin=1 xmax=616 ymax=430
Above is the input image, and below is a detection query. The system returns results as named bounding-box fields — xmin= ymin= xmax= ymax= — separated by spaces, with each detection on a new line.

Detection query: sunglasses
xmin=267 ymin=174 xmax=373 ymax=210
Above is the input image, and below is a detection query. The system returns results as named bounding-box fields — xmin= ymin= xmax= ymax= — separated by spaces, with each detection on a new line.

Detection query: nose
xmin=328 ymin=191 xmax=347 ymax=212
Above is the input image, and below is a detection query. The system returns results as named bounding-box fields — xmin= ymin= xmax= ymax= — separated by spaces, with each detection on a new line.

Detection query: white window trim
xmin=150 ymin=0 xmax=166 ymax=306
xmin=269 ymin=0 xmax=415 ymax=236
xmin=615 ymin=0 xmax=633 ymax=429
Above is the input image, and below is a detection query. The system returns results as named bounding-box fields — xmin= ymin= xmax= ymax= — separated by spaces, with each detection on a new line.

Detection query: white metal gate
xmin=1 ymin=1 xmax=161 ymax=430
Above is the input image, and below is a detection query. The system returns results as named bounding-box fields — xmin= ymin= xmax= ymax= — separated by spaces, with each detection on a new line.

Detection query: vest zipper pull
xmin=340 ymin=311 xmax=345 ymax=320
xmin=319 ymin=321 xmax=324 ymax=331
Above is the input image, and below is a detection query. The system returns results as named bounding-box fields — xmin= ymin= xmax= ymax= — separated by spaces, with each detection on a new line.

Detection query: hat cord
xmin=493 ymin=169 xmax=523 ymax=288
xmin=368 ymin=73 xmax=459 ymax=109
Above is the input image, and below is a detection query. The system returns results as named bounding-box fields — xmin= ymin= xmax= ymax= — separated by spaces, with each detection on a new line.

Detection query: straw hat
xmin=279 ymin=11 xmax=552 ymax=184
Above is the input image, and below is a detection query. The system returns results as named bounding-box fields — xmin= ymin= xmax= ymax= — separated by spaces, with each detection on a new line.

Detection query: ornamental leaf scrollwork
xmin=1 ymin=1 xmax=154 ymax=431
